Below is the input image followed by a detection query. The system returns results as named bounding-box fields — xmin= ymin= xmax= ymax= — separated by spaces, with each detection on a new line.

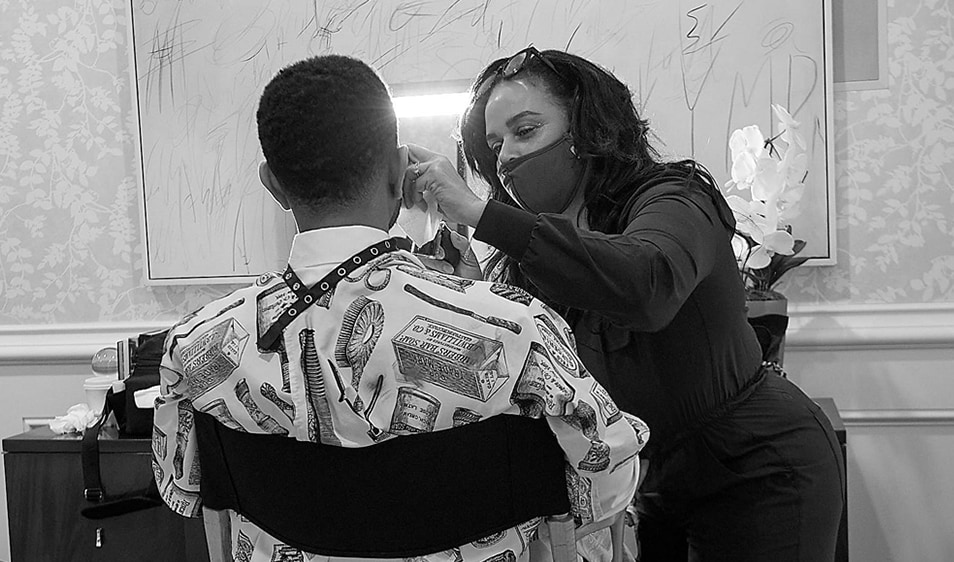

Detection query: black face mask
xmin=498 ymin=135 xmax=586 ymax=214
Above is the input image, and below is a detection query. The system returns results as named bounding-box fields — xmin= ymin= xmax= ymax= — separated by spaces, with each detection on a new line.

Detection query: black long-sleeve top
xmin=474 ymin=183 xmax=764 ymax=459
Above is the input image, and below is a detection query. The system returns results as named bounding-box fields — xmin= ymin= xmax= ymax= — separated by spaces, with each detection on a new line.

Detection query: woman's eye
xmin=515 ymin=124 xmax=537 ymax=138
xmin=490 ymin=143 xmax=502 ymax=155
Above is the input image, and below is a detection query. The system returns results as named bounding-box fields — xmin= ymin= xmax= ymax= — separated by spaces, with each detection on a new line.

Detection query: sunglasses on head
xmin=474 ymin=46 xmax=564 ymax=100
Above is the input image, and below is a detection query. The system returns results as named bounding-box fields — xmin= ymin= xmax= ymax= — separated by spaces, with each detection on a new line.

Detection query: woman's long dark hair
xmin=459 ymin=49 xmax=733 ymax=308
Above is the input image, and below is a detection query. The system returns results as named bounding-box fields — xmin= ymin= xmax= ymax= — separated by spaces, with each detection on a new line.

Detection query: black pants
xmin=636 ymin=373 xmax=845 ymax=561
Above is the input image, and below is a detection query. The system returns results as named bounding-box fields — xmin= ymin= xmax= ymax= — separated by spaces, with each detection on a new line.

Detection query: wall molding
xmin=1 ymin=302 xmax=953 ymax=366
xmin=0 ymin=321 xmax=172 ymax=366
xmin=786 ymin=302 xmax=954 ymax=351
xmin=840 ymin=409 xmax=954 ymax=427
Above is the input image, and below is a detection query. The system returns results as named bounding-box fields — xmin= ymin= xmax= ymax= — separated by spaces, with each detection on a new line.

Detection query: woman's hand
xmin=404 ymin=143 xmax=488 ymax=228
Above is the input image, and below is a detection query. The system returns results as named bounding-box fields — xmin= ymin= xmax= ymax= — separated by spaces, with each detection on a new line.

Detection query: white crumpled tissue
xmin=398 ymin=189 xmax=443 ymax=248
xmin=49 ymin=403 xmax=100 ymax=434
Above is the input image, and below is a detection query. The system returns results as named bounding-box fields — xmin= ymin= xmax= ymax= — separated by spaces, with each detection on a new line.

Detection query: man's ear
xmin=388 ymin=145 xmax=409 ymax=200
xmin=259 ymin=161 xmax=291 ymax=211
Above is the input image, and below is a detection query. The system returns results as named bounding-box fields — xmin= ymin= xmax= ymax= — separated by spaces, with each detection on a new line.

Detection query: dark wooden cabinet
xmin=3 ymin=426 xmax=208 ymax=562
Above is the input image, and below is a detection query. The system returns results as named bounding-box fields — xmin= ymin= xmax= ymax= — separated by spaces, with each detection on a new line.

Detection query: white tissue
xmin=49 ymin=403 xmax=100 ymax=434
xmin=398 ymin=189 xmax=442 ymax=248
xmin=134 ymin=385 xmax=161 ymax=409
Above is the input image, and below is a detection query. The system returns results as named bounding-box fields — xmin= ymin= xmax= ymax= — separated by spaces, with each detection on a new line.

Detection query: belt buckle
xmin=84 ymin=487 xmax=104 ymax=502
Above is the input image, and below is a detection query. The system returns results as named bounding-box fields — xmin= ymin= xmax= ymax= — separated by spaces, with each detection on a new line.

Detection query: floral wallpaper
xmin=781 ymin=0 xmax=954 ymax=303
xmin=0 ymin=0 xmax=951 ymax=326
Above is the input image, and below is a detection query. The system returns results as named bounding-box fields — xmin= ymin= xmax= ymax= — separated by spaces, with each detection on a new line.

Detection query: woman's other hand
xmin=404 ymin=143 xmax=487 ymax=228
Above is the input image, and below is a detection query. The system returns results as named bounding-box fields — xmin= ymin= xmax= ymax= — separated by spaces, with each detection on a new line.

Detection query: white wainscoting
xmin=1 ymin=304 xmax=953 ymax=561
xmin=784 ymin=303 xmax=954 ymax=562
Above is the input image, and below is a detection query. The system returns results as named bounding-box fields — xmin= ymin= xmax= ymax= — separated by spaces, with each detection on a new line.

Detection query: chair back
xmin=194 ymin=411 xmax=570 ymax=557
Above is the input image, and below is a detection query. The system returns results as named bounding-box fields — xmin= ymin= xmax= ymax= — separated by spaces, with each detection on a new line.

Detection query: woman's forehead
xmin=484 ymin=78 xmax=564 ymax=125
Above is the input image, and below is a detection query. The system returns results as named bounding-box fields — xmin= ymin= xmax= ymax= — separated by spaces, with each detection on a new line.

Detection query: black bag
xmin=80 ymin=329 xmax=169 ymax=519
xmin=107 ymin=330 xmax=167 ymax=436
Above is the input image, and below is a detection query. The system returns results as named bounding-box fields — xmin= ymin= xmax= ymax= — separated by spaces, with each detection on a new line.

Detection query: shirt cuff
xmin=473 ymin=200 xmax=537 ymax=261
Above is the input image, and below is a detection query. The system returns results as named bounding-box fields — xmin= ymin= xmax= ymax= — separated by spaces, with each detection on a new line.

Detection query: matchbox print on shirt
xmin=153 ymin=232 xmax=648 ymax=562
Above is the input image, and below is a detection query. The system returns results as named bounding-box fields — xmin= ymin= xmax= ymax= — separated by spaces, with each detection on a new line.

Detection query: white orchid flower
xmin=778 ymin=183 xmax=805 ymax=222
xmin=745 ymin=244 xmax=773 ymax=269
xmin=728 ymin=125 xmax=765 ymax=189
xmin=722 ymin=105 xmax=807 ymax=288
xmin=751 ymin=156 xmax=784 ymax=202
xmin=743 ymin=230 xmax=795 ymax=270
xmin=773 ymin=104 xmax=806 ymax=150
xmin=780 ymin=150 xmax=808 ymax=190
xmin=725 ymin=195 xmax=765 ymax=241
xmin=762 ymin=228 xmax=796 ymax=256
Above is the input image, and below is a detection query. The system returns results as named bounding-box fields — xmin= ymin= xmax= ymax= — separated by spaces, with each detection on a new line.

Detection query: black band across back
xmin=258 ymin=236 xmax=412 ymax=351
xmin=194 ymin=411 xmax=571 ymax=557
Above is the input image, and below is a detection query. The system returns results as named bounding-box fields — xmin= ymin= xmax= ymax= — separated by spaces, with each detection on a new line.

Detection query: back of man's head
xmin=256 ymin=55 xmax=396 ymax=210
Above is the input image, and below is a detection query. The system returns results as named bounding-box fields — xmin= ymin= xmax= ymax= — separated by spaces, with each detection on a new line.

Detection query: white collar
xmin=287 ymin=225 xmax=408 ymax=269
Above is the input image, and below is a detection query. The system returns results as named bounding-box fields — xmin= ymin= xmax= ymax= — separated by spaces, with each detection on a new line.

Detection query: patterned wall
xmin=0 ymin=0 xmax=951 ymax=325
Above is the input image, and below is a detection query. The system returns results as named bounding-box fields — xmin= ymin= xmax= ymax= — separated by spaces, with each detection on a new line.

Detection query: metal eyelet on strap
xmin=303 ymin=295 xmax=313 ymax=304
xmin=337 ymin=268 xmax=347 ymax=276
xmin=353 ymin=256 xmax=361 ymax=264
xmin=288 ymin=308 xmax=298 ymax=317
xmin=320 ymin=282 xmax=329 ymax=291
xmin=370 ymin=248 xmax=379 ymax=256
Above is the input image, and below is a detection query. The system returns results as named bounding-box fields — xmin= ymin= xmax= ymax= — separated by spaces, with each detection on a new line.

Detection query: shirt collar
xmin=288 ymin=225 xmax=408 ymax=269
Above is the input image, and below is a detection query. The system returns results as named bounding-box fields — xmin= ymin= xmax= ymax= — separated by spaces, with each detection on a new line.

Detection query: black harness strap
xmin=258 ymin=237 xmax=412 ymax=351
xmin=194 ymin=412 xmax=571 ymax=557
xmin=81 ymin=389 xmax=162 ymax=519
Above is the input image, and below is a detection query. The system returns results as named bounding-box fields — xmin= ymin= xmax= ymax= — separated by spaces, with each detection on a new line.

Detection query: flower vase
xmin=745 ymin=292 xmax=788 ymax=367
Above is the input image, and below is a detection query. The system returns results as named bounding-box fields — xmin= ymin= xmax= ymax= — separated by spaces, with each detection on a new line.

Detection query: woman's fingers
xmin=406 ymin=143 xmax=441 ymax=163
xmin=403 ymin=144 xmax=487 ymax=227
xmin=402 ymin=160 xmax=426 ymax=208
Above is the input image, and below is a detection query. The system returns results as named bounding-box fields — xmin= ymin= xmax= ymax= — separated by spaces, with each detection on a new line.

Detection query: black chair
xmin=192 ymin=411 xmax=625 ymax=561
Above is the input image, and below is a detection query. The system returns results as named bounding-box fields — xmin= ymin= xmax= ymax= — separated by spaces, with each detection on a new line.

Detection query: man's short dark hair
xmin=257 ymin=55 xmax=397 ymax=208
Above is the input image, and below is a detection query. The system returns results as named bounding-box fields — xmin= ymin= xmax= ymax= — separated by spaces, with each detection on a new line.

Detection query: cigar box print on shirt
xmin=181 ymin=317 xmax=250 ymax=399
xmin=392 ymin=315 xmax=509 ymax=402
xmin=153 ymin=227 xmax=646 ymax=562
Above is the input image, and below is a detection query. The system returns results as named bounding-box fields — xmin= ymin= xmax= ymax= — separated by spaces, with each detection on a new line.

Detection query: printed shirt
xmin=152 ymin=225 xmax=649 ymax=562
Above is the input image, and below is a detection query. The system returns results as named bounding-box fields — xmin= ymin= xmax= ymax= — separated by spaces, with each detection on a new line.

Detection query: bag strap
xmin=80 ymin=387 xmax=162 ymax=520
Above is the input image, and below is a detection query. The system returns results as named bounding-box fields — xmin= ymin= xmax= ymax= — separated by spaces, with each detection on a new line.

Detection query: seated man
xmin=152 ymin=54 xmax=648 ymax=562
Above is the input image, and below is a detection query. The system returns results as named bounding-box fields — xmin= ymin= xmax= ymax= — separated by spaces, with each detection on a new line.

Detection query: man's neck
xmin=292 ymin=208 xmax=389 ymax=234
